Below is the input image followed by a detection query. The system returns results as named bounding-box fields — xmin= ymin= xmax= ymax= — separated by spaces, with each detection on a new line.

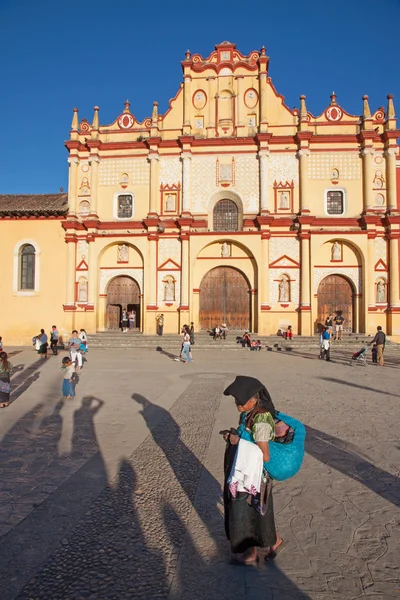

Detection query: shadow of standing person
xmin=70 ymin=395 xmax=104 ymax=459
xmin=132 ymin=392 xmax=226 ymax=554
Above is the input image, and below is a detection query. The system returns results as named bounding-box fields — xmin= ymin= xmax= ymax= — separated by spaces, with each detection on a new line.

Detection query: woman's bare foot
xmin=231 ymin=546 xmax=258 ymax=565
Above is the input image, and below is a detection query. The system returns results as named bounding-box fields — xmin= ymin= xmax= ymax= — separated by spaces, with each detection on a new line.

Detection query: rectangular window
xmin=326 ymin=191 xmax=344 ymax=215
xmin=117 ymin=194 xmax=133 ymax=219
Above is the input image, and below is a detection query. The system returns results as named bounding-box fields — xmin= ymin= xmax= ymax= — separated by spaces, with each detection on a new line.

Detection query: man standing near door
xmin=156 ymin=313 xmax=164 ymax=336
xmin=369 ymin=326 xmax=386 ymax=366
xmin=334 ymin=312 xmax=345 ymax=341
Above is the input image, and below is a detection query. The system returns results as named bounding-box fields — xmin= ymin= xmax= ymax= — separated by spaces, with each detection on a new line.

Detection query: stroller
xmin=350 ymin=346 xmax=368 ymax=367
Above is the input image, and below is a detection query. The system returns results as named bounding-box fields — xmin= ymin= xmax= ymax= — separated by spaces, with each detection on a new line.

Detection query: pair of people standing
xmin=325 ymin=313 xmax=345 ymax=341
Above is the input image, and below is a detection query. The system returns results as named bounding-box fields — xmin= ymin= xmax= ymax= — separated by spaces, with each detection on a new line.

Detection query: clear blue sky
xmin=1 ymin=0 xmax=399 ymax=194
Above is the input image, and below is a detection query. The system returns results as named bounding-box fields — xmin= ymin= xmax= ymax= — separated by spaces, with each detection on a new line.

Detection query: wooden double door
xmin=106 ymin=276 xmax=140 ymax=330
xmin=317 ymin=275 xmax=353 ymax=332
xmin=199 ymin=267 xmax=251 ymax=331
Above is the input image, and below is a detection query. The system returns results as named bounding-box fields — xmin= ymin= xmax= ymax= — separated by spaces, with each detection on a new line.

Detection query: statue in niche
xmin=118 ymin=244 xmax=129 ymax=262
xmin=278 ymin=277 xmax=290 ymax=302
xmin=376 ymin=280 xmax=386 ymax=303
xmin=78 ymin=279 xmax=88 ymax=303
xmin=331 ymin=168 xmax=339 ymax=180
xmin=164 ymin=278 xmax=175 ymax=302
xmin=332 ymin=241 xmax=341 ymax=261
xmin=280 ymin=191 xmax=290 ymax=209
xmin=221 ymin=242 xmax=231 ymax=257
xmin=166 ymin=194 xmax=175 ymax=211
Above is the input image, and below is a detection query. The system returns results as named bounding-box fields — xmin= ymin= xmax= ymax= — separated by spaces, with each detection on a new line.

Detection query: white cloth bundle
xmin=227 ymin=438 xmax=264 ymax=498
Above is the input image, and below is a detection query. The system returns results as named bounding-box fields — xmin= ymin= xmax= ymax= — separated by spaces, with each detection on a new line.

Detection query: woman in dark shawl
xmin=223 ymin=375 xmax=284 ymax=565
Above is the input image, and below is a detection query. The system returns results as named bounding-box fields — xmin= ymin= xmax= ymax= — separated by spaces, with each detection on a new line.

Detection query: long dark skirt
xmin=0 ymin=374 xmax=11 ymax=405
xmin=38 ymin=343 xmax=47 ymax=355
xmin=224 ymin=443 xmax=277 ymax=554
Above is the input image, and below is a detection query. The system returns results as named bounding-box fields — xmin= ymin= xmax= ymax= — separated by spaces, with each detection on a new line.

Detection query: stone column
xmin=260 ymin=233 xmax=270 ymax=308
xmin=87 ymin=239 xmax=96 ymax=306
xmin=386 ymin=148 xmax=397 ymax=211
xmin=67 ymin=157 xmax=79 ymax=215
xmin=389 ymin=234 xmax=400 ymax=307
xmin=299 ymin=233 xmax=312 ymax=335
xmin=183 ymin=76 xmax=191 ymax=134
xmin=367 ymin=235 xmax=377 ymax=308
xmin=148 ymin=154 xmax=160 ymax=216
xmin=236 ymin=75 xmax=244 ymax=126
xmin=88 ymin=155 xmax=100 ymax=216
xmin=298 ymin=149 xmax=310 ymax=212
xmin=207 ymin=76 xmax=216 ymax=137
xmin=65 ymin=239 xmax=76 ymax=306
xmin=181 ymin=153 xmax=192 ymax=214
xmin=258 ymin=151 xmax=270 ymax=214
xmin=180 ymin=235 xmax=189 ymax=308
xmin=259 ymin=71 xmax=268 ymax=133
xmin=362 ymin=148 xmax=374 ymax=210
xmin=147 ymin=235 xmax=158 ymax=309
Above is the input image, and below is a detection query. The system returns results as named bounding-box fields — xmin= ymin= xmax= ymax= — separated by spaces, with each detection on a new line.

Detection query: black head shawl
xmin=223 ymin=375 xmax=276 ymax=418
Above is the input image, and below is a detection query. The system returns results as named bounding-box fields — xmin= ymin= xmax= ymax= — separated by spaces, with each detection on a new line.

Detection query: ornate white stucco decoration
xmin=100 ymin=268 xmax=143 ymax=294
xmin=191 ymin=156 xmax=217 ymax=213
xmin=314 ymin=267 xmax=361 ymax=294
xmin=269 ymin=154 xmax=299 ymax=186
xmin=233 ymin=154 xmax=259 ymax=212
xmin=374 ymin=237 xmax=387 ymax=265
xmin=157 ymin=271 xmax=181 ymax=305
xmin=308 ymin=153 xmax=361 ymax=180
xmin=269 ymin=238 xmax=300 ymax=264
xmin=99 ymin=159 xmax=149 ymax=186
xmin=269 ymin=269 xmax=300 ymax=306
xmin=159 ymin=157 xmax=182 ymax=186
xmin=158 ymin=238 xmax=181 ymax=266
xmin=77 ymin=240 xmax=89 ymax=258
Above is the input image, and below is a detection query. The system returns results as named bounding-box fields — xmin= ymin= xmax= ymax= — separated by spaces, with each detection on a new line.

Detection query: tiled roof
xmin=0 ymin=193 xmax=68 ymax=216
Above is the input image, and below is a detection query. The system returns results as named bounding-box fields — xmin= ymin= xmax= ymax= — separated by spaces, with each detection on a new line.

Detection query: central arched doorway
xmin=199 ymin=266 xmax=251 ymax=331
xmin=106 ymin=276 xmax=140 ymax=330
xmin=317 ymin=275 xmax=354 ymax=332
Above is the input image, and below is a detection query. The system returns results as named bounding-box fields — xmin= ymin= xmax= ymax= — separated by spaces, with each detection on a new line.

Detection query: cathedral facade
xmin=1 ymin=41 xmax=400 ymax=344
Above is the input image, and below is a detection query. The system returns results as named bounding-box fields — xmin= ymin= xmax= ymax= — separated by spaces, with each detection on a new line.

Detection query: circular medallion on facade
xmin=81 ymin=164 xmax=89 ymax=173
xmin=193 ymin=90 xmax=207 ymax=110
xmin=118 ymin=114 xmax=134 ymax=129
xmin=374 ymin=155 xmax=383 ymax=164
xmin=244 ymin=88 xmax=259 ymax=109
xmin=325 ymin=106 xmax=343 ymax=121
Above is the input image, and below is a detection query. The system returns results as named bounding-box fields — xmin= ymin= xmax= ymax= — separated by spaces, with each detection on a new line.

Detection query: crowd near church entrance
xmin=317 ymin=275 xmax=354 ymax=333
xmin=106 ymin=276 xmax=140 ymax=330
xmin=199 ymin=266 xmax=251 ymax=331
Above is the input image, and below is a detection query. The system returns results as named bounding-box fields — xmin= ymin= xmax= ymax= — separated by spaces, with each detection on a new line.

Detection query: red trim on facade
xmin=100 ymin=266 xmax=143 ymax=270
xmin=269 ymin=255 xmax=300 ymax=268
xmin=158 ymin=258 xmax=181 ymax=270
xmin=63 ymin=305 xmax=77 ymax=311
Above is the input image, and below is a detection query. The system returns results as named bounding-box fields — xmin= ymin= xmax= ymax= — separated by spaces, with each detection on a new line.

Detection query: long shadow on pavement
xmin=318 ymin=376 xmax=400 ymax=398
xmin=306 ymin=426 xmax=400 ymax=509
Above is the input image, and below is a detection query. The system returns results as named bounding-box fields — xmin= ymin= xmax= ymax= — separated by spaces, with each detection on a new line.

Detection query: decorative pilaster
xmin=389 ymin=233 xmax=400 ymax=308
xmin=180 ymin=234 xmax=190 ymax=310
xmin=260 ymin=233 xmax=270 ymax=309
xmin=361 ymin=147 xmax=375 ymax=211
xmin=258 ymin=150 xmax=270 ymax=214
xmin=386 ymin=148 xmax=398 ymax=211
xmin=148 ymin=154 xmax=160 ymax=216
xmin=207 ymin=76 xmax=216 ymax=137
xmin=258 ymin=46 xmax=269 ymax=133
xmin=299 ymin=232 xmax=312 ymax=335
xmin=297 ymin=149 xmax=310 ymax=212
xmin=87 ymin=237 xmax=96 ymax=307
xmin=181 ymin=152 xmax=192 ymax=214
xmin=88 ymin=155 xmax=100 ymax=216
xmin=67 ymin=157 xmax=79 ymax=216
xmin=65 ymin=239 xmax=76 ymax=306
xmin=367 ymin=235 xmax=377 ymax=308
xmin=183 ymin=73 xmax=192 ymax=135
xmin=236 ymin=75 xmax=244 ymax=129
xmin=147 ymin=233 xmax=158 ymax=310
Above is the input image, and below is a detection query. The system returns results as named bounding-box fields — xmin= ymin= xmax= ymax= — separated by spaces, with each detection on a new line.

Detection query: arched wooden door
xmin=199 ymin=267 xmax=251 ymax=331
xmin=106 ymin=276 xmax=140 ymax=330
xmin=317 ymin=275 xmax=354 ymax=332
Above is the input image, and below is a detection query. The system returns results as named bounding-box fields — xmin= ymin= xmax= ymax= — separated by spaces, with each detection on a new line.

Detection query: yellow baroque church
xmin=1 ymin=41 xmax=400 ymax=345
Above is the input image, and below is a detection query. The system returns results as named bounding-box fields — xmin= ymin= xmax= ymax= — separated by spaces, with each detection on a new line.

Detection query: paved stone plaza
xmin=0 ymin=345 xmax=399 ymax=600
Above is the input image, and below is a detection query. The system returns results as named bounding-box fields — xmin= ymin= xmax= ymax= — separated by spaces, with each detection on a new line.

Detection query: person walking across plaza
xmin=61 ymin=356 xmax=76 ymax=399
xmin=50 ymin=325 xmax=59 ymax=356
xmin=181 ymin=325 xmax=192 ymax=363
xmin=0 ymin=351 xmax=13 ymax=408
xmin=321 ymin=327 xmax=331 ymax=361
xmin=37 ymin=328 xmax=48 ymax=359
xmin=69 ymin=330 xmax=83 ymax=372
xmin=369 ymin=326 xmax=386 ymax=366
xmin=334 ymin=313 xmax=345 ymax=341
xmin=190 ymin=322 xmax=195 ymax=345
